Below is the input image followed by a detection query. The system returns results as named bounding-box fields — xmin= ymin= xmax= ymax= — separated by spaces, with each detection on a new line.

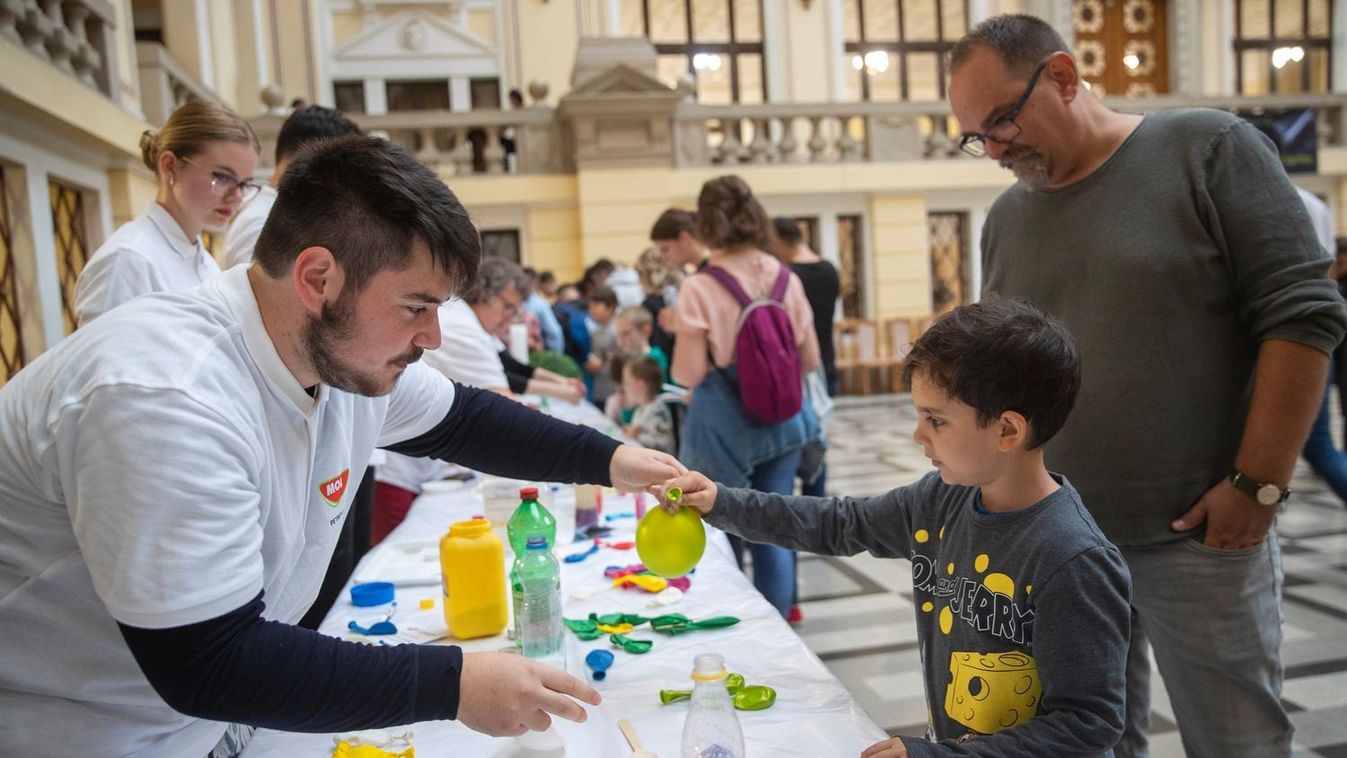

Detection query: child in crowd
xmin=659 ymin=297 xmax=1130 ymax=757
xmin=622 ymin=355 xmax=676 ymax=455
xmin=604 ymin=354 xmax=632 ymax=425
xmin=584 ymin=285 xmax=619 ymax=405
xmin=615 ymin=305 xmax=670 ymax=381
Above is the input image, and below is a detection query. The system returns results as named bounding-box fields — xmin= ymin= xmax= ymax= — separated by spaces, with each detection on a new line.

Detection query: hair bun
xmin=139 ymin=130 xmax=160 ymax=172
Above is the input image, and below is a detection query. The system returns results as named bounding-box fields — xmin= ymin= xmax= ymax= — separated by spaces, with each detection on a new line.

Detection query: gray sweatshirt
xmin=983 ymin=108 xmax=1347 ymax=546
xmin=708 ymin=472 xmax=1130 ymax=756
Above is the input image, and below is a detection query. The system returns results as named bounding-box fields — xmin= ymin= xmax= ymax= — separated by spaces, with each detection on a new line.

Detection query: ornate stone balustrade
xmin=1 ymin=0 xmax=117 ymax=97
xmin=136 ymin=42 xmax=221 ymax=127
xmin=251 ymin=106 xmax=568 ymax=176
xmin=249 ymin=90 xmax=1346 ymax=176
xmin=673 ymin=93 xmax=1347 ymax=167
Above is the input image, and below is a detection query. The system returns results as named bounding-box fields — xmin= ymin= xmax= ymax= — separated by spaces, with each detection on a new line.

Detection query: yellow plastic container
xmin=440 ymin=518 xmax=508 ymax=639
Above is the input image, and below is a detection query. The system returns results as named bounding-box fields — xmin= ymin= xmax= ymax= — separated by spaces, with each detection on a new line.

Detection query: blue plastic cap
xmin=350 ymin=581 xmax=395 ymax=607
xmin=526 ymin=536 xmax=549 ymax=550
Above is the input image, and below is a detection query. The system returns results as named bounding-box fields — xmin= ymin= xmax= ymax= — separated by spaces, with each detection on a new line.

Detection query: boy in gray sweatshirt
xmin=660 ymin=297 xmax=1131 ymax=757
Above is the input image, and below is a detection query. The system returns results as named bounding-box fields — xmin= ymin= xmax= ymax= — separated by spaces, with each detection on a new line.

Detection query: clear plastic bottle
xmin=511 ymin=536 xmax=564 ymax=665
xmin=681 ymin=653 xmax=745 ymax=758
xmin=506 ymin=486 xmax=556 ymax=555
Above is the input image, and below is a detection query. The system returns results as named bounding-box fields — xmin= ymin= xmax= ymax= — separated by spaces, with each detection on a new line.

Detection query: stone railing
xmin=1 ymin=0 xmax=118 ymax=98
xmin=249 ymin=91 xmax=1346 ymax=176
xmin=136 ymin=42 xmax=221 ymax=126
xmin=250 ymin=107 xmax=568 ymax=176
xmin=673 ymin=93 xmax=1347 ymax=167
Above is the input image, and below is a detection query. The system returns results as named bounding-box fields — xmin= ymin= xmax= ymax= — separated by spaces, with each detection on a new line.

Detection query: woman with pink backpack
xmin=670 ymin=175 xmax=822 ymax=618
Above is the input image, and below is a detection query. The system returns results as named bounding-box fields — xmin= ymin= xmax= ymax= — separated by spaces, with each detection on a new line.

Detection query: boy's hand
xmin=585 ymin=354 xmax=602 ymax=373
xmin=652 ymin=471 xmax=716 ymax=516
xmin=860 ymin=737 xmax=909 ymax=758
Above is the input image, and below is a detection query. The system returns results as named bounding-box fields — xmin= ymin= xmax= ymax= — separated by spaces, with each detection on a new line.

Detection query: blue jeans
xmin=1302 ymin=377 xmax=1347 ymax=503
xmin=726 ymin=448 xmax=802 ymax=618
xmin=1116 ymin=531 xmax=1290 ymax=758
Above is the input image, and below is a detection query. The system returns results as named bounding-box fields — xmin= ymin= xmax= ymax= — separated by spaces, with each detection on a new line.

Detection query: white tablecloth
xmin=243 ymin=400 xmax=886 ymax=757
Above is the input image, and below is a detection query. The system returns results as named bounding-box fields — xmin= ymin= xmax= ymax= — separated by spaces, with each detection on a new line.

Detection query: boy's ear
xmin=996 ymin=410 xmax=1031 ymax=452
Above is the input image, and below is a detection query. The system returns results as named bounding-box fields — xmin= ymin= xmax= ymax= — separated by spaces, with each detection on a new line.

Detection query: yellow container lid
xmin=448 ymin=518 xmax=493 ymax=538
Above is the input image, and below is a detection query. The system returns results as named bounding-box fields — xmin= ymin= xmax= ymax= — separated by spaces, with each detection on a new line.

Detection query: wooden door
xmin=1072 ymin=0 xmax=1169 ymax=96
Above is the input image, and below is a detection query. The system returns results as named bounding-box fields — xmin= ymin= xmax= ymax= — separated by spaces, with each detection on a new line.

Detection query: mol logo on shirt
xmin=318 ymin=470 xmax=350 ymax=508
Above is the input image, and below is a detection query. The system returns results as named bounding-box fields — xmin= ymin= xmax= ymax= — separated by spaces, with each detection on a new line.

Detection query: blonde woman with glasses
xmin=75 ymin=100 xmax=260 ymax=326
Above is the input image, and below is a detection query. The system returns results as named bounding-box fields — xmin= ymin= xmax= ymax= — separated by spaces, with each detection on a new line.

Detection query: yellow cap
xmin=448 ymin=519 xmax=492 ymax=538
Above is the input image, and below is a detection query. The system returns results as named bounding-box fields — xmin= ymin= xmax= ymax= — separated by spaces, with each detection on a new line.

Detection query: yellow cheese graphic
xmin=944 ymin=651 xmax=1041 ymax=734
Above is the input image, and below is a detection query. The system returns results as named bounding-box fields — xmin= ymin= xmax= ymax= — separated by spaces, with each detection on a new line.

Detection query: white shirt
xmin=422 ymin=297 xmax=509 ymax=390
xmin=378 ymin=298 xmax=507 ymax=492
xmin=1295 ymin=186 xmax=1335 ymax=255
xmin=0 ymin=266 xmax=454 ymax=756
xmin=74 ymin=202 xmax=221 ymax=326
xmin=222 ymin=185 xmax=277 ymax=269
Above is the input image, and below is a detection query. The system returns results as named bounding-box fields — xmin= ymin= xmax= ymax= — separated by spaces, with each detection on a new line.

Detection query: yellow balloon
xmin=636 ymin=506 xmax=707 ymax=578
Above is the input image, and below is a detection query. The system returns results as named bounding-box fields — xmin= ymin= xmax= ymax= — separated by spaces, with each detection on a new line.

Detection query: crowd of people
xmin=1 ymin=12 xmax=1345 ymax=758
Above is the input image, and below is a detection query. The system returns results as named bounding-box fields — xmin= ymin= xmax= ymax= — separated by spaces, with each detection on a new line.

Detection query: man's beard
xmin=303 ymin=295 xmax=422 ymax=397
xmin=1000 ymin=146 xmax=1050 ymax=191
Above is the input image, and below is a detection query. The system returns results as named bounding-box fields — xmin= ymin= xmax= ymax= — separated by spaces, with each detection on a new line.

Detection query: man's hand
xmin=860 ymin=736 xmax=910 ymax=758
xmin=653 ymin=471 xmax=716 ymax=516
xmin=1171 ymin=479 xmax=1276 ymax=549
xmin=585 ymin=354 xmax=602 ymax=373
xmin=609 ymin=445 xmax=685 ymax=493
xmin=456 ymin=652 xmax=601 ymax=737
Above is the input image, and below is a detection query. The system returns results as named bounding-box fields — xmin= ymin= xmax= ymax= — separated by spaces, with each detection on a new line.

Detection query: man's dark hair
xmin=587 ymin=285 xmax=618 ymax=309
xmin=772 ymin=217 xmax=803 ymax=246
xmin=650 ymin=208 xmax=698 ymax=241
xmin=949 ymin=14 xmax=1069 ymax=79
xmin=902 ymin=296 xmax=1080 ymax=449
xmin=538 ymin=270 xmax=557 ymax=286
xmin=255 ymin=134 xmax=480 ymax=298
xmin=508 ymin=89 xmax=524 ymax=108
xmin=275 ymin=105 xmax=360 ymax=164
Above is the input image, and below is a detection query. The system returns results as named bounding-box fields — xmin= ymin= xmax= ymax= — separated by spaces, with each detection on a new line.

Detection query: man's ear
xmin=292 ymin=246 xmax=345 ymax=315
xmin=997 ymin=410 xmax=1031 ymax=453
xmin=1046 ymin=51 xmax=1081 ymax=104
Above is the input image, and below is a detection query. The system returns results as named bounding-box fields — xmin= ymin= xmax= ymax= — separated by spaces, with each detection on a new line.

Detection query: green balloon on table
xmin=635 ymin=502 xmax=706 ymax=578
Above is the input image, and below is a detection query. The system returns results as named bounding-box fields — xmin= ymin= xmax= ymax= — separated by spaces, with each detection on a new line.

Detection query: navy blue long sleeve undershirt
xmin=117 ymin=382 xmax=620 ymax=730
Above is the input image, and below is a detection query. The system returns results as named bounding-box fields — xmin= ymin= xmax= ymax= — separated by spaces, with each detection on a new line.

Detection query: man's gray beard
xmin=1001 ymin=150 xmax=1050 ymax=191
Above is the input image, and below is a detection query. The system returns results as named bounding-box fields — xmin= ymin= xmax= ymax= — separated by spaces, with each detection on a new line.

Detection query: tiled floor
xmin=794 ymin=394 xmax=1347 ymax=757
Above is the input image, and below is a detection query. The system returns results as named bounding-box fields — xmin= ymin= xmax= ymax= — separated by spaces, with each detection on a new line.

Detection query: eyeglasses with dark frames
xmin=958 ymin=59 xmax=1051 ymax=158
xmin=176 ymin=155 xmax=262 ymax=201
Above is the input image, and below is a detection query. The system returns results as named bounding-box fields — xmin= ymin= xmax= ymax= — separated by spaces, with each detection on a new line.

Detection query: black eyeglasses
xmin=958 ymin=59 xmax=1050 ymax=158
xmin=177 ymin=155 xmax=262 ymax=201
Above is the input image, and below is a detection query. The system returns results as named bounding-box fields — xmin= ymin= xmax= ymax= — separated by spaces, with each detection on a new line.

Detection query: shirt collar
xmin=215 ymin=265 xmax=327 ymax=415
xmin=144 ymin=202 xmax=203 ymax=261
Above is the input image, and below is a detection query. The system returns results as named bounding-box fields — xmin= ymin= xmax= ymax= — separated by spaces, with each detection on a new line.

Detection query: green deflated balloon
xmin=609 ymin=633 xmax=653 ymax=654
xmin=658 ymin=673 xmax=776 ymax=710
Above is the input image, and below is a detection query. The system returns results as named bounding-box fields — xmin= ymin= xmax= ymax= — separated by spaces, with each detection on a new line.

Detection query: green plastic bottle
xmin=506 ymin=486 xmax=556 ymax=555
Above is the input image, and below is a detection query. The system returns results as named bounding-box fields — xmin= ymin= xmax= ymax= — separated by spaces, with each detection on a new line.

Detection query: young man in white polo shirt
xmin=0 ymin=135 xmax=684 ymax=756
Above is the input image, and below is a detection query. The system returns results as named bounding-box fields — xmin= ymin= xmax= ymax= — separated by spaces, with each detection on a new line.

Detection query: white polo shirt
xmin=0 ymin=265 xmax=454 ymax=756
xmin=378 ymin=298 xmax=508 ymax=493
xmin=222 ymin=185 xmax=278 ymax=269
xmin=74 ymin=201 xmax=222 ymax=326
xmin=422 ymin=297 xmax=509 ymax=390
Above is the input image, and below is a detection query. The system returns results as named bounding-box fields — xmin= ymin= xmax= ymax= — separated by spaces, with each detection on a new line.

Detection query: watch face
xmin=1256 ymin=483 xmax=1281 ymax=506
